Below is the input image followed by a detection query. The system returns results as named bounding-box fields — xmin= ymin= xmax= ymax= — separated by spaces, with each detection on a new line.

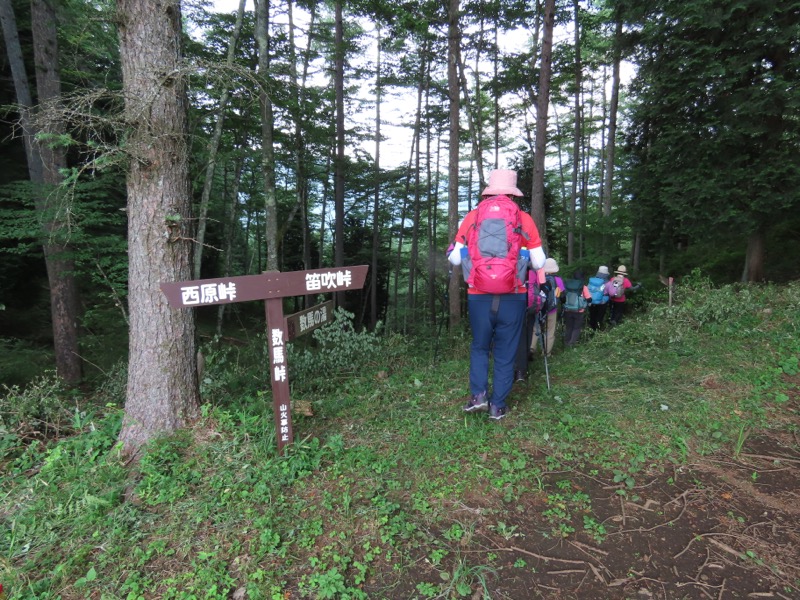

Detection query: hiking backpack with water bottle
xmin=460 ymin=195 xmax=529 ymax=294
xmin=587 ymin=276 xmax=608 ymax=304
xmin=605 ymin=277 xmax=625 ymax=299
xmin=563 ymin=278 xmax=588 ymax=312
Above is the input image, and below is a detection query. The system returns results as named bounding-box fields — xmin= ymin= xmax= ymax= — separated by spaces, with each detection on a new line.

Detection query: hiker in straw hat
xmin=607 ymin=265 xmax=640 ymax=326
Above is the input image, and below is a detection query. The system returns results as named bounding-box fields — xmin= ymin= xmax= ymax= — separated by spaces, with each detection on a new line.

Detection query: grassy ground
xmin=1 ymin=277 xmax=799 ymax=599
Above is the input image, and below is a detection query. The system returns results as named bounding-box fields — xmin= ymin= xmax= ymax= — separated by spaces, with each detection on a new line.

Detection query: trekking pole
xmin=538 ymin=310 xmax=551 ymax=390
xmin=433 ymin=269 xmax=451 ymax=364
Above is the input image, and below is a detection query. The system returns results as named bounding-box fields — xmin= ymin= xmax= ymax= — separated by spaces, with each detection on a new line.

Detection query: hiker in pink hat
xmin=448 ymin=169 xmax=545 ymax=420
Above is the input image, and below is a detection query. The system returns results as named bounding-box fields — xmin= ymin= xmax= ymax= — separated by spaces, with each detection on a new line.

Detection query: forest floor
xmin=4 ymin=282 xmax=800 ymax=600
xmin=361 ymin=379 xmax=800 ymax=600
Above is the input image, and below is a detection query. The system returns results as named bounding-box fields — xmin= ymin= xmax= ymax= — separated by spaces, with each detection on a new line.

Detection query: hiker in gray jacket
xmin=561 ymin=270 xmax=592 ymax=347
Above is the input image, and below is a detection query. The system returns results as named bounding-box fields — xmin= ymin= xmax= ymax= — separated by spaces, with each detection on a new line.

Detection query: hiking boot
xmin=489 ymin=404 xmax=507 ymax=420
xmin=514 ymin=370 xmax=525 ymax=383
xmin=463 ymin=392 xmax=488 ymax=412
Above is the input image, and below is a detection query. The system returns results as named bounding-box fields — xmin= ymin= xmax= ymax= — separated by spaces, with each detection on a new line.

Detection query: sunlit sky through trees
xmin=204 ymin=0 xmax=634 ymax=181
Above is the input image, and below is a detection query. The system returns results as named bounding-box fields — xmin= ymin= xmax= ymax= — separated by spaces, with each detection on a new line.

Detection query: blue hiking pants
xmin=468 ymin=293 xmax=526 ymax=410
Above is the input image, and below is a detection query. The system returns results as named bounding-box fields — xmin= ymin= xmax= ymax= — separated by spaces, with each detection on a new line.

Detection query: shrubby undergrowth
xmin=287 ymin=308 xmax=409 ymax=391
xmin=197 ymin=308 xmax=411 ymax=404
xmin=599 ymin=270 xmax=800 ymax=348
xmin=0 ymin=338 xmax=55 ymax=388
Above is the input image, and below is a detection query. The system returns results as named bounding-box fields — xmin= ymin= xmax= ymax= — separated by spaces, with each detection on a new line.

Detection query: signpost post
xmin=160 ymin=266 xmax=368 ymax=454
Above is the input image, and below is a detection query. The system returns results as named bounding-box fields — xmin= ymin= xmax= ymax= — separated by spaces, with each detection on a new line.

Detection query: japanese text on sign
xmin=278 ymin=403 xmax=290 ymax=443
xmin=299 ymin=305 xmax=328 ymax=333
xmin=271 ymin=327 xmax=286 ymax=383
xmin=180 ymin=282 xmax=237 ymax=306
xmin=305 ymin=269 xmax=352 ymax=291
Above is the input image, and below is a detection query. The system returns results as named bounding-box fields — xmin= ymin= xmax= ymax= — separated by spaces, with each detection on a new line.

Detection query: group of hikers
xmin=447 ymin=169 xmax=639 ymax=420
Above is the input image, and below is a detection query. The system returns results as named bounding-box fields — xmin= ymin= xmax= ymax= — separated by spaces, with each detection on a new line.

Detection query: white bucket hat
xmin=481 ymin=169 xmax=523 ymax=197
xmin=543 ymin=258 xmax=559 ymax=273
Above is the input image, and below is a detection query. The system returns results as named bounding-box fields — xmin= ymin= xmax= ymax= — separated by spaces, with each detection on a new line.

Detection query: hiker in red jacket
xmin=448 ymin=169 xmax=545 ymax=420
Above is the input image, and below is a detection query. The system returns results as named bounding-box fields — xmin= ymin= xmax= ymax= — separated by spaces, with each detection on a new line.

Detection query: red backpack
xmin=463 ymin=195 xmax=528 ymax=294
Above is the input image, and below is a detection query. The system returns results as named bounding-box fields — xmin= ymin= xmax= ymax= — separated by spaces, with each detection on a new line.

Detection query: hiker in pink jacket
xmin=531 ymin=258 xmax=564 ymax=358
xmin=606 ymin=265 xmax=640 ymax=326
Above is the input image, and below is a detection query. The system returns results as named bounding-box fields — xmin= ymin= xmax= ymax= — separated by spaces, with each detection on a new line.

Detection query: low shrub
xmin=287 ymin=308 xmax=408 ymax=392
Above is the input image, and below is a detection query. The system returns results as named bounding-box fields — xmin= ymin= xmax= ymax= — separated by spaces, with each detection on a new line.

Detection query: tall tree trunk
xmin=580 ymin=80 xmax=591 ymax=261
xmin=551 ymin=105 xmax=569 ymax=210
xmin=318 ymin=143 xmax=332 ymax=268
xmin=216 ymin=155 xmax=244 ymax=336
xmin=118 ymin=0 xmax=199 ymax=455
xmin=31 ymin=0 xmax=82 ymax=384
xmin=568 ymin=0 xmax=581 ymax=266
xmin=288 ymin=0 xmax=317 ymax=307
xmin=1 ymin=0 xmax=82 ymax=384
xmin=603 ymin=17 xmax=622 ymax=220
xmin=447 ymin=0 xmax=461 ymax=329
xmin=743 ymin=228 xmax=765 ymax=282
xmin=193 ymin=0 xmax=247 ymax=280
xmin=456 ymin=46 xmax=484 ymax=190
xmin=426 ymin=71 xmax=437 ymax=328
xmin=406 ymin=48 xmax=428 ymax=323
xmin=531 ymin=0 xmax=555 ymax=247
xmin=447 ymin=0 xmax=462 ymax=328
xmin=598 ymin=65 xmax=606 ymax=206
xmin=393 ymin=130 xmax=417 ymax=332
xmin=493 ymin=25 xmax=499 ymax=169
xmin=333 ymin=0 xmax=345 ymax=306
xmin=370 ymin=24 xmax=382 ymax=330
xmin=255 ymin=0 xmax=278 ymax=272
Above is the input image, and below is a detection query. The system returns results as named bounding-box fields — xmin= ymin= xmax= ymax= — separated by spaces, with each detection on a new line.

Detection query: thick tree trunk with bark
xmin=287 ymin=0 xmax=317 ymax=308
xmin=117 ymin=0 xmax=199 ymax=456
xmin=1 ymin=0 xmax=82 ymax=384
xmin=31 ymin=0 xmax=82 ymax=384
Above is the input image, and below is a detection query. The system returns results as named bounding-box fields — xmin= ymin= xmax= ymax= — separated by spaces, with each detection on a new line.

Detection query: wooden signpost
xmin=160 ymin=266 xmax=368 ymax=454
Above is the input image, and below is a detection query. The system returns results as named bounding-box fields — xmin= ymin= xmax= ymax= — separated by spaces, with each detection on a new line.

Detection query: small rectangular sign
xmin=285 ymin=300 xmax=334 ymax=341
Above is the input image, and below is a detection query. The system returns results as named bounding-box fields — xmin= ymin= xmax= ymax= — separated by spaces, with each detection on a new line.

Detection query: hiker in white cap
xmin=587 ymin=265 xmax=611 ymax=330
xmin=531 ymin=257 xmax=564 ymax=358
